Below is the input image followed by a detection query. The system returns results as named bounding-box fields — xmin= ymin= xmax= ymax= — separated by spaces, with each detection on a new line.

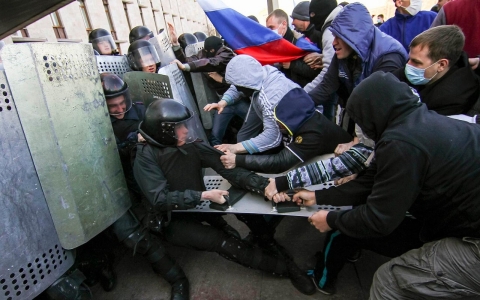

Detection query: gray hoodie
xmin=222 ymin=55 xmax=301 ymax=153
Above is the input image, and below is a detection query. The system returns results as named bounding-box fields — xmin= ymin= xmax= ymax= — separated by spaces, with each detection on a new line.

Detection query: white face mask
xmin=401 ymin=0 xmax=422 ymax=16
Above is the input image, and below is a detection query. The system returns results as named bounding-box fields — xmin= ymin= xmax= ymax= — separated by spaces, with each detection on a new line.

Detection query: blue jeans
xmin=209 ymin=99 xmax=250 ymax=146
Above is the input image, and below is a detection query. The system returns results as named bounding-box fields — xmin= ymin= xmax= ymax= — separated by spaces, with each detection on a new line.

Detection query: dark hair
xmin=267 ymin=9 xmax=289 ymax=26
xmin=410 ymin=25 xmax=465 ymax=63
xmin=378 ymin=14 xmax=384 ymax=18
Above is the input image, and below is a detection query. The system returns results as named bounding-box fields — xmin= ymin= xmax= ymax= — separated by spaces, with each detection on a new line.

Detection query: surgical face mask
xmin=272 ymin=28 xmax=280 ymax=35
xmin=377 ymin=18 xmax=383 ymax=23
xmin=404 ymin=61 xmax=439 ymax=85
xmin=401 ymin=0 xmax=422 ymax=16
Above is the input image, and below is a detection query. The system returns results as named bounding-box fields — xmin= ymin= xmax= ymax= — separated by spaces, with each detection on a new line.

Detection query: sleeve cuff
xmin=326 ymin=211 xmax=339 ymax=230
xmin=275 ymin=176 xmax=290 ymax=192
xmin=235 ymin=154 xmax=246 ymax=168
xmin=172 ymin=44 xmax=181 ymax=51
xmin=222 ymin=95 xmax=234 ymax=105
xmin=183 ymin=63 xmax=191 ymax=71
xmin=241 ymin=140 xmax=260 ymax=154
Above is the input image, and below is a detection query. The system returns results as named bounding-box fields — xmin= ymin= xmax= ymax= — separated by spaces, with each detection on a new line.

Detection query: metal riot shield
xmin=149 ymin=29 xmax=176 ymax=67
xmin=176 ymin=155 xmax=352 ymax=216
xmin=185 ymin=42 xmax=218 ymax=130
xmin=95 ymin=54 xmax=132 ymax=78
xmin=158 ymin=63 xmax=208 ymax=141
xmin=2 ymin=43 xmax=131 ymax=250
xmin=123 ymin=71 xmax=173 ymax=108
xmin=0 ymin=70 xmax=75 ymax=300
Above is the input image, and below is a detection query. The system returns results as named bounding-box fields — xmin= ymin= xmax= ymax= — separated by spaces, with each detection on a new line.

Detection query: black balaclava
xmin=204 ymin=36 xmax=223 ymax=58
xmin=309 ymin=0 xmax=338 ymax=31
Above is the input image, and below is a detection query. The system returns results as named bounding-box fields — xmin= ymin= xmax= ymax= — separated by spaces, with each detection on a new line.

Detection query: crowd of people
xmin=80 ymin=0 xmax=480 ymax=299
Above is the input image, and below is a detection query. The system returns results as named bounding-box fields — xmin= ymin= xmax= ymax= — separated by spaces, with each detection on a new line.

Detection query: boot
xmin=218 ymin=235 xmax=315 ymax=295
xmin=152 ymin=256 xmax=189 ymax=300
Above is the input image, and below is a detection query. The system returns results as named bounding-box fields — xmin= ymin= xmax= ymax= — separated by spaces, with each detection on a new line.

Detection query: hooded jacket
xmin=235 ymin=93 xmax=352 ymax=173
xmin=222 ymin=55 xmax=302 ymax=154
xmin=392 ymin=51 xmax=480 ymax=115
xmin=308 ymin=3 xmax=407 ymax=107
xmin=380 ymin=10 xmax=437 ymax=53
xmin=320 ymin=72 xmax=480 ymax=242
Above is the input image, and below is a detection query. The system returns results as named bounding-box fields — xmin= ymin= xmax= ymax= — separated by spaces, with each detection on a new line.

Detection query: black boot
xmin=152 ymin=256 xmax=189 ymax=300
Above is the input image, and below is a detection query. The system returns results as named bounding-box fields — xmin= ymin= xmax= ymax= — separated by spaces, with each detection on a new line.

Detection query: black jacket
xmin=235 ymin=111 xmax=351 ymax=173
xmin=175 ymin=46 xmax=235 ymax=95
xmin=282 ymin=27 xmax=321 ymax=88
xmin=133 ymin=141 xmax=269 ymax=213
xmin=319 ymin=72 xmax=480 ymax=242
xmin=392 ymin=52 xmax=480 ymax=115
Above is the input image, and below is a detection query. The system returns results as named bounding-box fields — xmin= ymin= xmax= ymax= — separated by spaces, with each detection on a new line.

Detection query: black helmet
xmin=178 ymin=33 xmax=198 ymax=51
xmin=127 ymin=40 xmax=161 ymax=72
xmin=89 ymin=28 xmax=116 ymax=55
xmin=193 ymin=32 xmax=208 ymax=42
xmin=100 ymin=73 xmax=132 ymax=117
xmin=139 ymin=99 xmax=197 ymax=147
xmin=129 ymin=26 xmax=154 ymax=43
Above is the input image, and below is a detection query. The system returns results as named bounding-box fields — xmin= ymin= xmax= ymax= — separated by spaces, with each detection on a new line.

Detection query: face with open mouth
xmin=142 ymin=64 xmax=157 ymax=73
xmin=332 ymin=35 xmax=354 ymax=59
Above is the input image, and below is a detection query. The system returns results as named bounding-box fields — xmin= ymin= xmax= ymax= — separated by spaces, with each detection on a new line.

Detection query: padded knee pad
xmin=123 ymin=229 xmax=166 ymax=263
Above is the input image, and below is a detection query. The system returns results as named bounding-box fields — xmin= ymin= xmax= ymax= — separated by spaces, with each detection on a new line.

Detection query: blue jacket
xmin=309 ymin=3 xmax=407 ymax=107
xmin=379 ymin=10 xmax=437 ymax=52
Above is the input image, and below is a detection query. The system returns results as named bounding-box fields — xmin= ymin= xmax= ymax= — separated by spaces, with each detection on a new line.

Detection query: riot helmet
xmin=100 ymin=73 xmax=132 ymax=118
xmin=193 ymin=32 xmax=208 ymax=42
xmin=178 ymin=33 xmax=198 ymax=51
xmin=129 ymin=26 xmax=154 ymax=43
xmin=89 ymin=28 xmax=117 ymax=55
xmin=139 ymin=99 xmax=197 ymax=147
xmin=127 ymin=40 xmax=161 ymax=73
xmin=204 ymin=36 xmax=223 ymax=58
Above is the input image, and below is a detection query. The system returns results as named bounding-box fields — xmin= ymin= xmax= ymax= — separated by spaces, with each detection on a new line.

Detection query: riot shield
xmin=184 ymin=42 xmax=204 ymax=58
xmin=123 ymin=71 xmax=173 ymax=108
xmin=149 ymin=29 xmax=176 ymax=67
xmin=185 ymin=42 xmax=218 ymax=130
xmin=0 ymin=70 xmax=75 ymax=299
xmin=2 ymin=43 xmax=131 ymax=250
xmin=95 ymin=54 xmax=132 ymax=78
xmin=158 ymin=63 xmax=208 ymax=141
xmin=176 ymin=155 xmax=352 ymax=216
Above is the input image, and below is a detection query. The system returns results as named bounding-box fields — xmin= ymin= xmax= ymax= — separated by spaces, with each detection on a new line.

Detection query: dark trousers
xmin=314 ymin=217 xmax=424 ymax=288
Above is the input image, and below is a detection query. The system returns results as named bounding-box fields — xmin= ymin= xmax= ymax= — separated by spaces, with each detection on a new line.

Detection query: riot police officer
xmin=127 ymin=40 xmax=161 ymax=73
xmin=89 ymin=28 xmax=118 ymax=55
xmin=133 ymin=99 xmax=316 ymax=297
xmin=101 ymin=73 xmax=190 ymax=300
xmin=177 ymin=33 xmax=198 ymax=52
xmin=129 ymin=25 xmax=154 ymax=43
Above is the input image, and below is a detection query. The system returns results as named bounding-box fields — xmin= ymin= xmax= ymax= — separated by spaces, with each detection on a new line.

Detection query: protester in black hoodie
xmin=291 ymin=72 xmax=480 ymax=296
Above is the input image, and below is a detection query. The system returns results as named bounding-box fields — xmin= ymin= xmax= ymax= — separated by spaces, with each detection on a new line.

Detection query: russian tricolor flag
xmin=197 ymin=0 xmax=320 ymax=65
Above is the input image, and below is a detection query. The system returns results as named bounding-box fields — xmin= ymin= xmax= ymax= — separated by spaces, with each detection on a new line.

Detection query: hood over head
xmin=274 ymin=89 xmax=315 ymax=136
xmin=346 ymin=72 xmax=422 ymax=141
xmin=329 ymin=3 xmax=375 ymax=61
xmin=225 ymin=55 xmax=265 ymax=90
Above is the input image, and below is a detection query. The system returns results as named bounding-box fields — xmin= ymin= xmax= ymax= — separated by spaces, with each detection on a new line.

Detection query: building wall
xmin=1 ymin=0 xmax=211 ymax=54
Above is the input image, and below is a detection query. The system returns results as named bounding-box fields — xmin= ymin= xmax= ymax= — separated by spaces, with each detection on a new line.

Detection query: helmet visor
xmin=106 ymin=91 xmax=132 ymax=117
xmin=167 ymin=110 xmax=198 ymax=145
xmin=128 ymin=45 xmax=161 ymax=69
xmin=91 ymin=35 xmax=116 ymax=55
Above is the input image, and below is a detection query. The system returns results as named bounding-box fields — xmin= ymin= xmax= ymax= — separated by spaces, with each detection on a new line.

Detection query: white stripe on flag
xmin=197 ymin=0 xmax=229 ymax=12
